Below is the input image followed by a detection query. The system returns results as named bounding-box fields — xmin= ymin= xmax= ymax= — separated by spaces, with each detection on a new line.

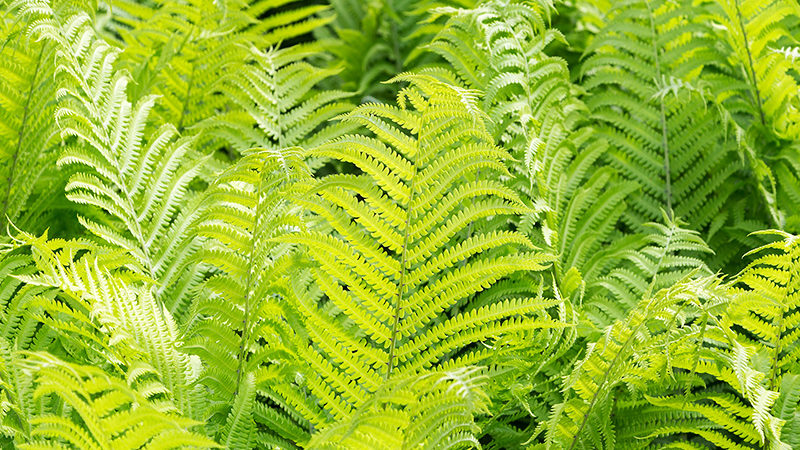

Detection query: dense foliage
xmin=2 ymin=0 xmax=800 ymax=448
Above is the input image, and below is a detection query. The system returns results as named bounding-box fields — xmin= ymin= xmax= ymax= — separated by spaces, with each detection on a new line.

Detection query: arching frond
xmin=281 ymin=74 xmax=562 ymax=429
xmin=107 ymin=0 xmax=335 ymax=137
xmin=29 ymin=10 xmax=209 ymax=315
xmin=307 ymin=366 xmax=490 ymax=449
xmin=729 ymin=230 xmax=800 ymax=390
xmin=16 ymin=352 xmax=216 ymax=450
xmin=184 ymin=148 xmax=312 ymax=445
xmin=582 ymin=0 xmax=743 ymax=232
xmin=545 ymin=274 xmax=785 ymax=449
xmin=0 ymin=7 xmax=62 ymax=233
xmin=702 ymin=0 xmax=800 ymax=140
xmin=8 ymin=231 xmax=202 ymax=418
xmin=199 ymin=45 xmax=356 ymax=158
xmin=584 ymin=213 xmax=713 ymax=330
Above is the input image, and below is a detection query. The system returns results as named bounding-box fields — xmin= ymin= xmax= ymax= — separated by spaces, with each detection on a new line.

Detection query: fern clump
xmin=4 ymin=0 xmax=800 ymax=448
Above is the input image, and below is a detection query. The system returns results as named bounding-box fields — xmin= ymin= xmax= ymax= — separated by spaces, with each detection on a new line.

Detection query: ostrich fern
xmin=3 ymin=0 xmax=800 ymax=448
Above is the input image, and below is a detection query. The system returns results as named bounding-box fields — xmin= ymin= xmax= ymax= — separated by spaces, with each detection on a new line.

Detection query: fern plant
xmin=278 ymin=73 xmax=561 ymax=429
xmin=580 ymin=0 xmax=743 ymax=234
xmin=16 ymin=352 xmax=215 ymax=449
xmin=3 ymin=0 xmax=800 ymax=447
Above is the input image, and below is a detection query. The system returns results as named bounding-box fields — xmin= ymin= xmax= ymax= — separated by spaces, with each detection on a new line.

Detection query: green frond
xmin=546 ymin=275 xmax=738 ymax=449
xmin=582 ymin=0 xmax=744 ymax=232
xmin=729 ymin=230 xmax=800 ymax=389
xmin=183 ymin=147 xmax=311 ymax=444
xmin=105 ymin=0 xmax=335 ymax=138
xmin=427 ymin=0 xmax=637 ymax=320
xmin=199 ymin=44 xmax=356 ymax=158
xmin=583 ymin=213 xmax=714 ymax=330
xmin=702 ymin=0 xmax=800 ymax=140
xmin=0 ymin=9 xmax=62 ymax=233
xmin=614 ymin=340 xmax=787 ymax=449
xmin=307 ymin=366 xmax=489 ymax=449
xmin=281 ymin=74 xmax=562 ymax=430
xmin=774 ymin=373 xmax=800 ymax=447
xmin=24 ymin=9 xmax=210 ymax=316
xmin=6 ymin=231 xmax=203 ymax=421
xmin=15 ymin=352 xmax=217 ymax=450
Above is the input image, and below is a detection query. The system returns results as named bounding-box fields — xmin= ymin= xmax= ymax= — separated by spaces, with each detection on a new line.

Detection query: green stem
xmin=734 ymin=0 xmax=766 ymax=126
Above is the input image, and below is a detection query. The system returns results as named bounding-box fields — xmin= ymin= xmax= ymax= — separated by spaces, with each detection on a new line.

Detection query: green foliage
xmin=0 ymin=7 xmax=63 ymax=232
xmin=581 ymin=0 xmax=743 ymax=232
xmin=307 ymin=366 xmax=490 ymax=449
xmin=16 ymin=352 xmax=216 ymax=449
xmin=3 ymin=0 xmax=800 ymax=448
xmin=278 ymin=74 xmax=561 ymax=430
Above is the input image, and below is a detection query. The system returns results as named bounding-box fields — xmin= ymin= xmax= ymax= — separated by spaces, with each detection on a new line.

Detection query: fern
xmin=5 ymin=231 xmax=203 ymax=419
xmin=15 ymin=352 xmax=215 ymax=449
xmin=427 ymin=0 xmax=637 ymax=316
xmin=581 ymin=0 xmax=743 ymax=232
xmin=3 ymin=0 xmax=800 ymax=448
xmin=27 ymin=10 xmax=210 ymax=317
xmin=279 ymin=74 xmax=561 ymax=428
xmin=583 ymin=213 xmax=713 ymax=330
xmin=200 ymin=44 xmax=355 ymax=158
xmin=106 ymin=0 xmax=335 ymax=136
xmin=0 ymin=7 xmax=62 ymax=232
xmin=702 ymin=0 xmax=800 ymax=140
xmin=730 ymin=230 xmax=800 ymax=390
xmin=546 ymin=273 xmax=788 ymax=449
xmin=307 ymin=366 xmax=490 ymax=449
xmin=184 ymin=148 xmax=311 ymax=446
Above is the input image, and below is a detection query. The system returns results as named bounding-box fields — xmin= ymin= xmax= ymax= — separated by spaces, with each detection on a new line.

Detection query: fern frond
xmin=16 ymin=352 xmax=217 ymax=450
xmin=702 ymin=0 xmax=800 ymax=140
xmin=615 ymin=341 xmax=786 ymax=449
xmin=0 ymin=9 xmax=62 ymax=232
xmin=427 ymin=0 xmax=636 ymax=315
xmin=582 ymin=0 xmax=743 ymax=231
xmin=729 ymin=230 xmax=800 ymax=390
xmin=28 ymin=10 xmax=210 ymax=316
xmin=106 ymin=0 xmax=335 ymax=138
xmin=546 ymin=275 xmax=733 ymax=449
xmin=307 ymin=366 xmax=489 ymax=449
xmin=200 ymin=44 xmax=356 ymax=158
xmin=184 ymin=148 xmax=312 ymax=444
xmin=8 ymin=231 xmax=203 ymax=420
xmin=280 ymin=74 xmax=562 ymax=430
xmin=584 ymin=213 xmax=713 ymax=330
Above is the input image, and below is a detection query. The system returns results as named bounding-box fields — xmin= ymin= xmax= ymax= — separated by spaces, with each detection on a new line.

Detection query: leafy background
xmin=2 ymin=0 xmax=800 ymax=448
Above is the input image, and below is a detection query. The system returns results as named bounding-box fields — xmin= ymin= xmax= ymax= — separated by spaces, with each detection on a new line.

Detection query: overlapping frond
xmin=200 ymin=45 xmax=355 ymax=157
xmin=427 ymin=0 xmax=570 ymax=148
xmin=0 ymin=7 xmax=61 ymax=232
xmin=307 ymin=366 xmax=490 ymax=449
xmin=15 ymin=352 xmax=216 ymax=450
xmin=544 ymin=275 xmax=781 ymax=449
xmin=26 ymin=10 xmax=209 ymax=315
xmin=702 ymin=0 xmax=800 ymax=140
xmin=281 ymin=74 xmax=561 ymax=429
xmin=427 ymin=0 xmax=637 ymax=308
xmin=730 ymin=230 xmax=800 ymax=389
xmin=108 ymin=0 xmax=335 ymax=137
xmin=615 ymin=341 xmax=786 ymax=449
xmin=584 ymin=213 xmax=713 ymax=330
xmin=7 ymin=231 xmax=203 ymax=419
xmin=184 ymin=148 xmax=312 ymax=445
xmin=581 ymin=0 xmax=743 ymax=231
